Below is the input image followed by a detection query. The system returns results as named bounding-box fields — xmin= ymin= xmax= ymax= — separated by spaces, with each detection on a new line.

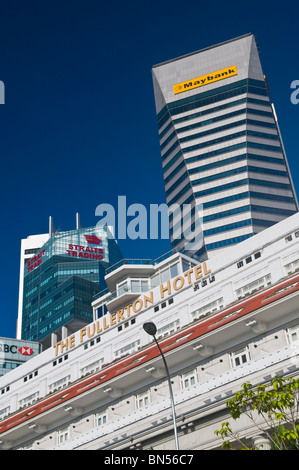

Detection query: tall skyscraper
xmin=152 ymin=33 xmax=298 ymax=259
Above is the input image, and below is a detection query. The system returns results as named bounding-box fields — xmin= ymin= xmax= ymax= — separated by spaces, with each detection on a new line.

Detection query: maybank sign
xmin=173 ymin=65 xmax=237 ymax=95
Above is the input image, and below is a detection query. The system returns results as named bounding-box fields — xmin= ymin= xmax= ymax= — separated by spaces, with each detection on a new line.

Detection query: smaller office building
xmin=20 ymin=223 xmax=122 ymax=351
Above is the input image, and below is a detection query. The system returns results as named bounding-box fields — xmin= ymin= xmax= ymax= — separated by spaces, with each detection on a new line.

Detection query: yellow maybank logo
xmin=173 ymin=65 xmax=238 ymax=95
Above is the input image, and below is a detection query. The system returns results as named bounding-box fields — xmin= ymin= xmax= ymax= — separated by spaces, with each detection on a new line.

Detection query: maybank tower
xmin=152 ymin=33 xmax=298 ymax=259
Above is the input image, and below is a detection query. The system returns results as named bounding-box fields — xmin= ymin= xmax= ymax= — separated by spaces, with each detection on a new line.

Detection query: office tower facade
xmin=17 ymin=233 xmax=50 ymax=339
xmin=20 ymin=224 xmax=123 ymax=351
xmin=152 ymin=33 xmax=298 ymax=259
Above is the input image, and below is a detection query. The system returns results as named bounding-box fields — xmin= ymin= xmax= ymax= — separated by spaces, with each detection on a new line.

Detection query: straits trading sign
xmin=26 ymin=233 xmax=104 ymax=274
xmin=173 ymin=65 xmax=237 ymax=95
xmin=53 ymin=261 xmax=211 ymax=356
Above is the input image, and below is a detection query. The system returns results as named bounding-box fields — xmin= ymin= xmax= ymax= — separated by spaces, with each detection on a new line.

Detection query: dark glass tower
xmin=21 ymin=225 xmax=122 ymax=350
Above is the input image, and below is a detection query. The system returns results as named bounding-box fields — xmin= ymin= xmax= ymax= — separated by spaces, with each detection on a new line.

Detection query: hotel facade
xmin=152 ymin=34 xmax=298 ymax=259
xmin=0 ymin=213 xmax=298 ymax=449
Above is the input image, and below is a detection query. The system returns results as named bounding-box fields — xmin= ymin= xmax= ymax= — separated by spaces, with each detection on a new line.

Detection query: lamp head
xmin=143 ymin=321 xmax=157 ymax=336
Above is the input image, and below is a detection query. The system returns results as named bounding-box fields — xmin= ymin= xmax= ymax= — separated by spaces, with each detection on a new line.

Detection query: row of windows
xmin=182 ymin=130 xmax=279 ymax=156
xmin=165 ymin=151 xmax=285 ymax=186
xmin=176 ymin=108 xmax=275 ymax=136
xmin=170 ymin=214 xmax=274 ymax=247
xmin=184 ymin=141 xmax=282 ymax=167
xmin=205 ymin=234 xmax=253 ymax=251
xmin=165 ymin=156 xmax=288 ymax=200
xmin=177 ymin=118 xmax=277 ymax=146
xmin=236 ymin=251 xmax=262 ymax=269
xmin=154 ymin=297 xmax=174 ymax=313
xmin=169 ymin=84 xmax=268 ymax=119
xmin=157 ymin=78 xmax=269 ymax=128
xmin=193 ymin=177 xmax=291 ymax=200
xmin=285 ymin=230 xmax=299 ymax=245
xmin=236 ymin=273 xmax=272 ymax=298
xmin=169 ymin=96 xmax=273 ymax=129
xmin=285 ymin=257 xmax=299 ymax=275
xmin=168 ymin=183 xmax=294 ymax=215
xmin=202 ymin=204 xmax=296 ymax=224
xmin=190 ymin=165 xmax=289 ymax=190
xmin=161 ymin=110 xmax=249 ymax=150
xmin=203 ymin=218 xmax=271 ymax=238
xmin=201 ymin=190 xmax=294 ymax=211
xmin=168 ymin=78 xmax=267 ymax=113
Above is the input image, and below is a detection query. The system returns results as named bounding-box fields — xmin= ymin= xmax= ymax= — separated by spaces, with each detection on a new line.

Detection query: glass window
xmin=136 ymin=390 xmax=151 ymax=409
xmin=181 ymin=369 xmax=198 ymax=389
xmin=170 ymin=263 xmax=179 ymax=278
xmin=131 ymin=280 xmax=140 ymax=292
xmin=286 ymin=324 xmax=299 ymax=344
xmin=161 ymin=268 xmax=170 ymax=283
xmin=230 ymin=347 xmax=250 ymax=367
xmin=151 ymin=273 xmax=160 ymax=288
xmin=58 ymin=427 xmax=70 ymax=444
xmin=96 ymin=410 xmax=108 ymax=427
xmin=117 ymin=281 xmax=127 ymax=296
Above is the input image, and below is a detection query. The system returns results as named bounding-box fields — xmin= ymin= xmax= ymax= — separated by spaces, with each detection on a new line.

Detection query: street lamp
xmin=143 ymin=321 xmax=179 ymax=450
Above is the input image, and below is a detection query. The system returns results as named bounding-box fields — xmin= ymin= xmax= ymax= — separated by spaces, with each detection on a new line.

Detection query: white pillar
xmin=252 ymin=434 xmax=271 ymax=450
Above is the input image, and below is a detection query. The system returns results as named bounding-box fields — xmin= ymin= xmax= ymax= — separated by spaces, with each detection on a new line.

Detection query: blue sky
xmin=0 ymin=0 xmax=298 ymax=338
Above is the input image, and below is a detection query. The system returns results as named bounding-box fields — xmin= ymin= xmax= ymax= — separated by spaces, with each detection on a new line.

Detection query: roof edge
xmin=152 ymin=33 xmax=253 ymax=69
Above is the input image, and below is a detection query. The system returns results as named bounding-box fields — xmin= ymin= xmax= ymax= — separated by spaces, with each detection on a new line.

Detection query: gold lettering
xmin=184 ymin=269 xmax=193 ymax=284
xmin=203 ymin=261 xmax=211 ymax=275
xmin=53 ymin=341 xmax=60 ymax=356
xmin=194 ymin=265 xmax=202 ymax=280
xmin=80 ymin=327 xmax=86 ymax=343
xmin=173 ymin=275 xmax=184 ymax=291
xmin=160 ymin=280 xmax=171 ymax=299
xmin=124 ymin=304 xmax=132 ymax=317
xmin=117 ymin=309 xmax=125 ymax=322
xmin=144 ymin=291 xmax=154 ymax=308
xmin=60 ymin=338 xmax=69 ymax=353
xmin=133 ymin=298 xmax=143 ymax=313
xmin=103 ymin=316 xmax=109 ymax=330
xmin=87 ymin=323 xmax=96 ymax=338
xmin=69 ymin=335 xmax=75 ymax=349
xmin=110 ymin=312 xmax=117 ymax=326
xmin=96 ymin=320 xmax=102 ymax=333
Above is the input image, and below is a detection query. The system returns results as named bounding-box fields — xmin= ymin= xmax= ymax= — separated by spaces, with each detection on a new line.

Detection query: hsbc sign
xmin=0 ymin=343 xmax=36 ymax=356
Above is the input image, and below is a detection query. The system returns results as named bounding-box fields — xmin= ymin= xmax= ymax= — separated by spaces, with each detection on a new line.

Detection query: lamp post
xmin=143 ymin=321 xmax=179 ymax=450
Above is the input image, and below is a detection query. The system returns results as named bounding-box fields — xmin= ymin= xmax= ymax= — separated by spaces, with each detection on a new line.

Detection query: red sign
xmin=18 ymin=347 xmax=34 ymax=356
xmin=84 ymin=234 xmax=102 ymax=245
xmin=67 ymin=244 xmax=103 ymax=260
xmin=27 ymin=249 xmax=45 ymax=273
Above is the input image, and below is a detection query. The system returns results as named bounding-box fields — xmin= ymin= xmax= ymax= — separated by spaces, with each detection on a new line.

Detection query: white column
xmin=252 ymin=434 xmax=271 ymax=450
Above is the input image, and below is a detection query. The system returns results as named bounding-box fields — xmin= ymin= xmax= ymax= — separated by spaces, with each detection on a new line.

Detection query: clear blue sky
xmin=0 ymin=0 xmax=298 ymax=338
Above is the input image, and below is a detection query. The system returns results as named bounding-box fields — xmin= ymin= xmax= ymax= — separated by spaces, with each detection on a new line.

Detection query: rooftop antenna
xmin=76 ymin=212 xmax=81 ymax=230
xmin=49 ymin=216 xmax=56 ymax=237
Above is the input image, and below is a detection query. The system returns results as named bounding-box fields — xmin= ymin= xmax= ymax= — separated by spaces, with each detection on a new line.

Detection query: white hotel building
xmin=0 ymin=213 xmax=299 ymax=450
